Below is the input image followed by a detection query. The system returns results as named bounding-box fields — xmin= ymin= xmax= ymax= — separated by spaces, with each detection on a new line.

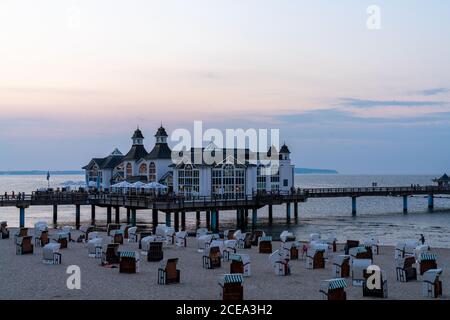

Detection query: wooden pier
xmin=1 ymin=185 xmax=449 ymax=231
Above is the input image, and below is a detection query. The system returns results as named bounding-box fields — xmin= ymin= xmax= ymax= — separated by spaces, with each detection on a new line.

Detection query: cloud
xmin=339 ymin=98 xmax=445 ymax=108
xmin=417 ymin=88 xmax=449 ymax=96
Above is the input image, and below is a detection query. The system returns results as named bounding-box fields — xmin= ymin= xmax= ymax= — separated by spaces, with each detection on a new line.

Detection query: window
xmin=149 ymin=162 xmax=156 ymax=182
xmin=257 ymin=166 xmax=267 ymax=191
xmin=126 ymin=163 xmax=132 ymax=177
xmin=139 ymin=163 xmax=147 ymax=176
xmin=212 ymin=164 xmax=245 ymax=199
xmin=270 ymin=169 xmax=279 ymax=191
xmin=283 ymin=179 xmax=288 ymax=187
xmin=177 ymin=164 xmax=199 ymax=195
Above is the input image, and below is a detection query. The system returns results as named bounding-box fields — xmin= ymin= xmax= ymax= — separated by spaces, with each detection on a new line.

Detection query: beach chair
xmin=310 ymin=233 xmax=321 ymax=242
xmin=422 ymin=269 xmax=443 ymax=298
xmin=79 ymin=225 xmax=95 ymax=242
xmin=61 ymin=226 xmax=72 ymax=241
xmin=128 ymin=226 xmax=138 ymax=242
xmin=148 ymin=241 xmax=164 ymax=262
xmin=280 ymin=241 xmax=299 ymax=260
xmin=0 ymin=221 xmax=9 ymax=239
xmin=15 ymin=227 xmax=29 ymax=242
xmin=306 ymin=248 xmax=325 ymax=269
xmin=363 ymin=268 xmax=388 ymax=298
xmin=120 ymin=224 xmax=131 ymax=239
xmin=345 ymin=240 xmax=360 ymax=255
xmin=396 ymin=255 xmax=417 ymax=282
xmin=332 ymin=255 xmax=350 ymax=278
xmin=223 ymin=240 xmax=237 ymax=261
xmin=224 ymin=229 xmax=236 ymax=240
xmin=405 ymin=240 xmax=420 ymax=256
xmin=319 ymin=278 xmax=347 ymax=300
xmin=243 ymin=232 xmax=252 ymax=249
xmin=219 ymin=274 xmax=244 ymax=301
xmin=251 ymin=230 xmax=265 ymax=246
xmin=107 ymin=223 xmax=120 ymax=236
xmin=280 ymin=231 xmax=296 ymax=243
xmin=310 ymin=241 xmax=330 ymax=259
xmin=349 ymin=246 xmax=373 ymax=262
xmin=88 ymin=231 xmax=100 ymax=241
xmin=103 ymin=243 xmax=120 ymax=264
xmin=414 ymin=244 xmax=430 ymax=261
xmin=203 ymin=246 xmax=222 ymax=269
xmin=197 ymin=234 xmax=213 ymax=252
xmin=418 ymin=252 xmax=438 ymax=275
xmin=16 ymin=235 xmax=34 ymax=255
xmin=138 ymin=231 xmax=153 ymax=249
xmin=156 ymin=225 xmax=175 ymax=245
xmin=395 ymin=242 xmax=406 ymax=259
xmin=119 ymin=251 xmax=140 ymax=273
xmin=363 ymin=238 xmax=379 ymax=255
xmin=258 ymin=236 xmax=272 ymax=254
xmin=35 ymin=230 xmax=50 ymax=247
xmin=175 ymin=231 xmax=187 ymax=247
xmin=110 ymin=229 xmax=124 ymax=244
xmin=326 ymin=236 xmax=337 ymax=252
xmin=42 ymin=243 xmax=62 ymax=265
xmin=351 ymin=259 xmax=372 ymax=286
xmin=230 ymin=253 xmax=251 ymax=277
xmin=87 ymin=237 xmax=103 ymax=258
xmin=52 ymin=232 xmax=69 ymax=249
xmin=158 ymin=258 xmax=180 ymax=285
xmin=34 ymin=221 xmax=48 ymax=242
xmin=141 ymin=235 xmax=158 ymax=254
xmin=196 ymin=227 xmax=209 ymax=238
xmin=269 ymin=250 xmax=290 ymax=276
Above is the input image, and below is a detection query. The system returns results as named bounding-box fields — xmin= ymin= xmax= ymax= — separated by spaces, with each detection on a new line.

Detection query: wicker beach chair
xmin=319 ymin=278 xmax=347 ymax=300
xmin=269 ymin=250 xmax=290 ymax=276
xmin=422 ymin=269 xmax=443 ymax=298
xmin=52 ymin=232 xmax=69 ymax=249
xmin=148 ymin=241 xmax=164 ymax=262
xmin=16 ymin=227 xmax=29 ymax=238
xmin=203 ymin=246 xmax=222 ymax=269
xmin=258 ymin=236 xmax=272 ymax=254
xmin=175 ymin=231 xmax=187 ymax=247
xmin=349 ymin=246 xmax=373 ymax=262
xmin=103 ymin=243 xmax=120 ymax=264
xmin=326 ymin=235 xmax=337 ymax=252
xmin=197 ymin=234 xmax=213 ymax=252
xmin=119 ymin=251 xmax=140 ymax=273
xmin=405 ymin=240 xmax=420 ymax=256
xmin=230 ymin=253 xmax=251 ymax=277
xmin=363 ymin=238 xmax=380 ymax=255
xmin=351 ymin=259 xmax=372 ymax=286
xmin=280 ymin=241 xmax=299 ymax=260
xmin=158 ymin=258 xmax=180 ymax=285
xmin=345 ymin=240 xmax=360 ymax=255
xmin=35 ymin=230 xmax=50 ymax=247
xmin=219 ymin=274 xmax=244 ymax=301
xmin=396 ymin=255 xmax=417 ymax=282
xmin=61 ymin=226 xmax=72 ymax=241
xmin=280 ymin=231 xmax=296 ymax=243
xmin=16 ymin=235 xmax=34 ymax=255
xmin=138 ymin=231 xmax=153 ymax=249
xmin=87 ymin=237 xmax=103 ymax=258
xmin=0 ymin=221 xmax=9 ymax=239
xmin=418 ymin=253 xmax=438 ymax=275
xmin=224 ymin=229 xmax=236 ymax=240
xmin=79 ymin=225 xmax=95 ymax=242
xmin=251 ymin=230 xmax=265 ymax=246
xmin=156 ymin=225 xmax=175 ymax=245
xmin=363 ymin=268 xmax=388 ymax=298
xmin=120 ymin=224 xmax=131 ymax=239
xmin=42 ymin=243 xmax=62 ymax=265
xmin=306 ymin=247 xmax=325 ymax=269
xmin=127 ymin=226 xmax=138 ymax=242
xmin=223 ymin=240 xmax=237 ymax=261
xmin=332 ymin=255 xmax=350 ymax=278
xmin=110 ymin=229 xmax=124 ymax=244
xmin=196 ymin=227 xmax=209 ymax=238
xmin=107 ymin=223 xmax=120 ymax=236
xmin=414 ymin=244 xmax=430 ymax=261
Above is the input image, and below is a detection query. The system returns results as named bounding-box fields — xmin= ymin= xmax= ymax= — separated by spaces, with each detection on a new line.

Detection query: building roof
xmin=123 ymin=144 xmax=148 ymax=161
xmin=155 ymin=125 xmax=168 ymax=137
xmin=280 ymin=143 xmax=290 ymax=154
xmin=159 ymin=171 xmax=173 ymax=183
xmin=82 ymin=150 xmax=124 ymax=170
xmin=132 ymin=128 xmax=144 ymax=139
xmin=146 ymin=143 xmax=172 ymax=159
xmin=435 ymin=173 xmax=449 ymax=181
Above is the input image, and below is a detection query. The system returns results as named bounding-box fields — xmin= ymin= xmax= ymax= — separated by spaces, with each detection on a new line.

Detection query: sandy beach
xmin=0 ymin=227 xmax=448 ymax=300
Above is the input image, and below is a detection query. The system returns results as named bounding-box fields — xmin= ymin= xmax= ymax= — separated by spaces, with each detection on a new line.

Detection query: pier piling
xmin=211 ymin=210 xmax=219 ymax=233
xmin=252 ymin=208 xmax=257 ymax=229
xmin=90 ymin=205 xmax=96 ymax=224
xmin=165 ymin=212 xmax=171 ymax=227
xmin=206 ymin=210 xmax=211 ymax=230
xmin=352 ymin=197 xmax=357 ymax=216
xmin=294 ymin=201 xmax=298 ymax=220
xmin=53 ymin=204 xmax=58 ymax=226
xmin=286 ymin=202 xmax=291 ymax=223
xmin=403 ymin=195 xmax=408 ymax=213
xmin=131 ymin=209 xmax=136 ymax=227
xmin=19 ymin=207 xmax=25 ymax=228
xmin=428 ymin=194 xmax=434 ymax=210
xmin=75 ymin=204 xmax=80 ymax=229
xmin=196 ymin=210 xmax=200 ymax=228
xmin=181 ymin=211 xmax=186 ymax=231
xmin=174 ymin=211 xmax=180 ymax=232
xmin=268 ymin=205 xmax=273 ymax=225
xmin=126 ymin=208 xmax=131 ymax=224
xmin=114 ymin=206 xmax=120 ymax=224
xmin=152 ymin=209 xmax=158 ymax=232
xmin=107 ymin=206 xmax=112 ymax=224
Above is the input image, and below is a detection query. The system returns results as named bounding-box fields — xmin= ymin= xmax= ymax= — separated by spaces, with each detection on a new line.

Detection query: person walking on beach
xmin=419 ymin=234 xmax=425 ymax=245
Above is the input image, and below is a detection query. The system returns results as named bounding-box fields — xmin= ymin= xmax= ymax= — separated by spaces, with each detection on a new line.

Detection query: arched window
xmin=126 ymin=163 xmax=132 ymax=177
xmin=139 ymin=163 xmax=147 ymax=176
xmin=149 ymin=162 xmax=156 ymax=182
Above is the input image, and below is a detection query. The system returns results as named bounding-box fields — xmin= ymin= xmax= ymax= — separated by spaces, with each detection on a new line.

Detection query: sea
xmin=1 ymin=174 xmax=449 ymax=247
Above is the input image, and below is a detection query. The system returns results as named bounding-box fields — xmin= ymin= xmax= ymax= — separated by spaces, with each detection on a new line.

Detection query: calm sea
xmin=1 ymin=174 xmax=449 ymax=247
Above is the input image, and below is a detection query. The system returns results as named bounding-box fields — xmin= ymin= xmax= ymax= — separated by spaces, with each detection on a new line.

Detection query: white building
xmin=83 ymin=126 xmax=295 ymax=197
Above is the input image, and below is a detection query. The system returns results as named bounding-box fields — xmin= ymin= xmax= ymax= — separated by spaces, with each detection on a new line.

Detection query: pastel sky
xmin=0 ymin=0 xmax=449 ymax=174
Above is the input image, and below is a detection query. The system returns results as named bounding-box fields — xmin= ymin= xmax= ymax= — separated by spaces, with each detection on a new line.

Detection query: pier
xmin=1 ymin=185 xmax=449 ymax=230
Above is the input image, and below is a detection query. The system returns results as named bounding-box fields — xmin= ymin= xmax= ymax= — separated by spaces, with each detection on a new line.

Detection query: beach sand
xmin=0 ymin=227 xmax=448 ymax=300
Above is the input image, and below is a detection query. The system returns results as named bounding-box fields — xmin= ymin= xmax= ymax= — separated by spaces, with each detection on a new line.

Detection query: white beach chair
xmin=349 ymin=246 xmax=371 ymax=262
xmin=310 ymin=233 xmax=321 ymax=242
xmin=110 ymin=229 xmax=124 ymax=244
xmin=362 ymin=238 xmax=379 ymax=255
xmin=326 ymin=235 xmax=337 ymax=252
xmin=223 ymin=240 xmax=238 ymax=261
xmin=280 ymin=241 xmax=298 ymax=260
xmin=351 ymin=259 xmax=372 ymax=286
xmin=306 ymin=247 xmax=326 ymax=269
xmin=175 ymin=231 xmax=187 ymax=247
xmin=310 ymin=241 xmax=329 ymax=259
xmin=422 ymin=269 xmax=443 ymax=298
xmin=203 ymin=245 xmax=222 ymax=269
xmin=332 ymin=255 xmax=350 ymax=278
xmin=43 ymin=243 xmax=61 ymax=265
xmin=230 ymin=253 xmax=251 ymax=276
xmin=197 ymin=234 xmax=213 ymax=252
xmin=396 ymin=254 xmax=417 ymax=282
xmin=405 ymin=240 xmax=420 ymax=256
xmin=127 ymin=226 xmax=138 ymax=242
xmin=141 ymin=235 xmax=164 ymax=255
xmin=414 ymin=244 xmax=430 ymax=262
xmin=280 ymin=230 xmax=296 ymax=243
xmin=156 ymin=225 xmax=175 ymax=245
xmin=88 ymin=231 xmax=100 ymax=241
xmin=87 ymin=237 xmax=103 ymax=258
xmin=269 ymin=250 xmax=290 ymax=276
xmin=34 ymin=221 xmax=48 ymax=233
xmin=0 ymin=221 xmax=9 ymax=239
xmin=223 ymin=229 xmax=235 ymax=240
xmin=196 ymin=228 xmax=209 ymax=238
xmin=61 ymin=226 xmax=72 ymax=240
xmin=233 ymin=230 xmax=246 ymax=248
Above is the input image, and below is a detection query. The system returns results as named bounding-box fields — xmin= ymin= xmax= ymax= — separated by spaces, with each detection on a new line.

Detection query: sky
xmin=0 ymin=0 xmax=449 ymax=174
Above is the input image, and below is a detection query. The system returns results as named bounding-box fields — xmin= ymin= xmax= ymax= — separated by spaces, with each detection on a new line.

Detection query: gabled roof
xmin=123 ymin=144 xmax=148 ymax=161
xmin=280 ymin=143 xmax=290 ymax=154
xmin=82 ymin=152 xmax=124 ymax=170
xmin=82 ymin=158 xmax=105 ymax=170
xmin=155 ymin=126 xmax=168 ymax=137
xmin=132 ymin=128 xmax=144 ymax=139
xmin=159 ymin=171 xmax=173 ymax=183
xmin=146 ymin=143 xmax=172 ymax=159
xmin=437 ymin=173 xmax=449 ymax=181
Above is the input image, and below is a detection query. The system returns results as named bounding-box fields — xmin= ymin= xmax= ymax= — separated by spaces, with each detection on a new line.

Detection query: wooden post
xmin=107 ymin=206 xmax=112 ymax=224
xmin=90 ymin=205 xmax=96 ymax=224
xmin=428 ymin=194 xmax=434 ymax=210
xmin=53 ymin=204 xmax=58 ymax=226
xmin=211 ymin=210 xmax=218 ymax=233
xmin=126 ymin=208 xmax=131 ymax=224
xmin=352 ymin=197 xmax=357 ymax=216
xmin=181 ymin=211 xmax=186 ymax=231
xmin=152 ymin=209 xmax=158 ymax=232
xmin=114 ymin=206 xmax=120 ymax=223
xmin=252 ymin=208 xmax=257 ymax=229
xmin=403 ymin=195 xmax=408 ymax=214
xmin=75 ymin=204 xmax=81 ymax=230
xmin=165 ymin=212 xmax=171 ymax=227
xmin=196 ymin=210 xmax=200 ymax=228
xmin=131 ymin=209 xmax=136 ymax=227
xmin=286 ymin=202 xmax=291 ymax=223
xmin=268 ymin=204 xmax=273 ymax=225
xmin=174 ymin=211 xmax=180 ymax=232
xmin=19 ymin=207 xmax=25 ymax=228
xmin=206 ymin=210 xmax=211 ymax=230
xmin=294 ymin=201 xmax=298 ymax=220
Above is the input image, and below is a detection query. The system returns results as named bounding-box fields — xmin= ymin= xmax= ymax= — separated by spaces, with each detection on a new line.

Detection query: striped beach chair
xmin=119 ymin=251 xmax=140 ymax=273
xmin=419 ymin=252 xmax=438 ymax=275
xmin=258 ymin=236 xmax=272 ymax=254
xmin=43 ymin=243 xmax=61 ymax=265
xmin=320 ymin=278 xmax=347 ymax=300
xmin=422 ymin=269 xmax=443 ymax=298
xmin=229 ymin=253 xmax=251 ymax=277
xmin=219 ymin=274 xmax=244 ymax=301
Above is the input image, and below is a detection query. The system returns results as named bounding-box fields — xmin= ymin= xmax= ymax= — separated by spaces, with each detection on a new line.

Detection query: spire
xmin=155 ymin=123 xmax=168 ymax=144
xmin=132 ymin=127 xmax=144 ymax=145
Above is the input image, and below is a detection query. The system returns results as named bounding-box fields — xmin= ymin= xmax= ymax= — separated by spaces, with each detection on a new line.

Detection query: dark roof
xmin=155 ymin=126 xmax=168 ymax=137
xmin=82 ymin=153 xmax=124 ymax=170
xmin=82 ymin=158 xmax=106 ymax=170
xmin=267 ymin=145 xmax=278 ymax=157
xmin=123 ymin=144 xmax=148 ymax=161
xmin=280 ymin=143 xmax=290 ymax=154
xmin=437 ymin=173 xmax=449 ymax=181
xmin=146 ymin=143 xmax=172 ymax=159
xmin=132 ymin=128 xmax=144 ymax=139
xmin=159 ymin=171 xmax=173 ymax=183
